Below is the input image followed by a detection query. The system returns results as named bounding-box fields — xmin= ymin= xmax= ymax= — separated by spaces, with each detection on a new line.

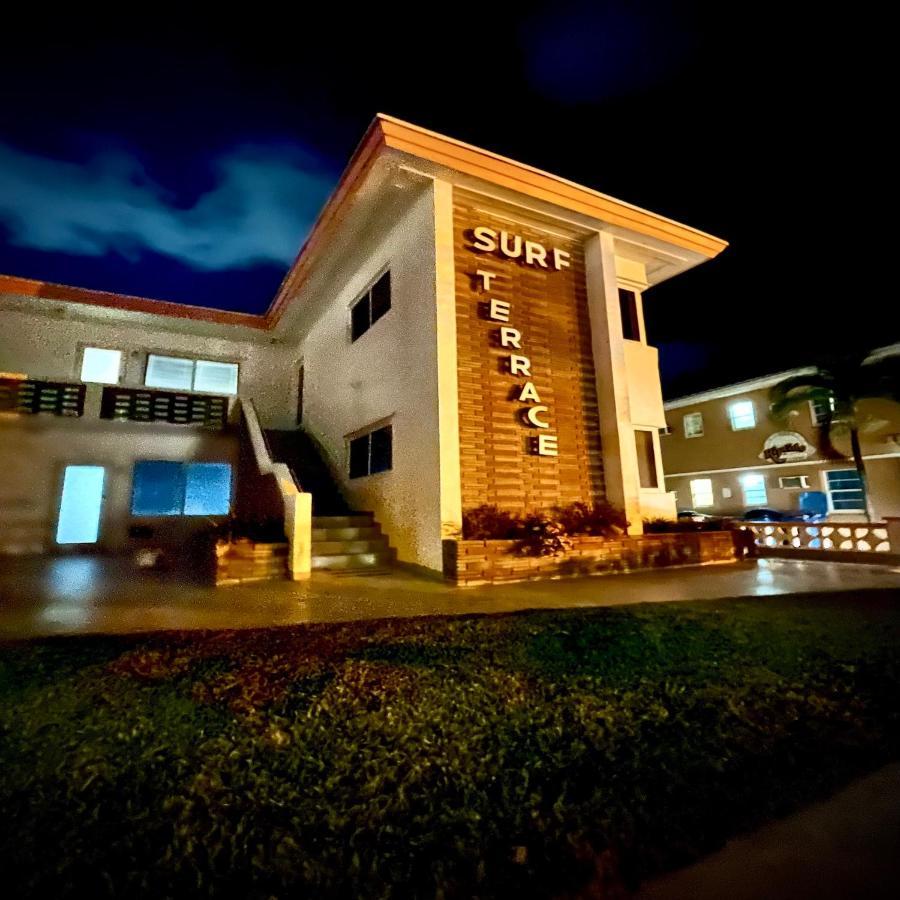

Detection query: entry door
xmin=56 ymin=465 xmax=106 ymax=545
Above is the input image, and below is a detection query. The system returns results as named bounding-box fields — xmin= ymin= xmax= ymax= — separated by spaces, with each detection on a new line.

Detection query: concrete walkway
xmin=635 ymin=761 xmax=900 ymax=900
xmin=1 ymin=555 xmax=899 ymax=639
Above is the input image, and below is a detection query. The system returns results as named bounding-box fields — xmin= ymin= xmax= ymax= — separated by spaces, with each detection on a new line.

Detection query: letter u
xmin=499 ymin=231 xmax=523 ymax=259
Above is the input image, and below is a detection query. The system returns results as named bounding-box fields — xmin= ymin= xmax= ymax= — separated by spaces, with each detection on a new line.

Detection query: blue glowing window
xmin=131 ymin=461 xmax=231 ymax=516
xmin=184 ymin=463 xmax=232 ymax=515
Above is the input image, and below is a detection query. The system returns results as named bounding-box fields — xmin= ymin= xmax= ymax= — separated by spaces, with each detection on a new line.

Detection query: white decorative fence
xmin=743 ymin=521 xmax=892 ymax=554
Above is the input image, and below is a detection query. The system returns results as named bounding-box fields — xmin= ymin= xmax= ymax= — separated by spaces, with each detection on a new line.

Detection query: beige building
xmin=662 ymin=352 xmax=900 ymax=521
xmin=0 ymin=114 xmax=727 ymax=578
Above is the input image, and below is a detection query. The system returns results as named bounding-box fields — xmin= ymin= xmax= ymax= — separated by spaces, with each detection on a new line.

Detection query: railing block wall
xmin=743 ymin=521 xmax=892 ymax=554
xmin=0 ymin=377 xmax=85 ymax=417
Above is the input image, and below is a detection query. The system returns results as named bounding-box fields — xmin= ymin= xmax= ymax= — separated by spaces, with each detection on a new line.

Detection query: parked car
xmin=739 ymin=508 xmax=825 ymax=523
xmin=677 ymin=509 xmax=719 ymax=523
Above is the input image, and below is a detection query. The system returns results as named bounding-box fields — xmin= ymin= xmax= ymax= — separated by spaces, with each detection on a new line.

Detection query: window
xmin=728 ymin=400 xmax=756 ymax=431
xmin=56 ymin=466 xmax=105 ymax=544
xmin=350 ymin=271 xmax=391 ymax=342
xmin=131 ymin=461 xmax=232 ymax=516
xmin=618 ymin=288 xmax=641 ymax=341
xmin=635 ymin=429 xmax=659 ymax=488
xmin=810 ymin=395 xmax=836 ymax=426
xmin=741 ymin=473 xmax=768 ymax=506
xmin=348 ymin=424 xmax=393 ymax=478
xmin=145 ymin=355 xmax=238 ymax=395
xmin=683 ymin=412 xmax=704 ymax=438
xmin=80 ymin=347 xmax=122 ymax=384
xmin=779 ymin=475 xmax=810 ymax=490
xmin=825 ymin=469 xmax=866 ymax=512
xmin=690 ymin=478 xmax=715 ymax=508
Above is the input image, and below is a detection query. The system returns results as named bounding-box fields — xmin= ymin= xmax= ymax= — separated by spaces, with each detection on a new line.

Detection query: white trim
xmin=665 ymin=368 xmax=816 ymax=410
xmin=727 ymin=399 xmax=757 ymax=431
xmin=664 ymin=344 xmax=900 ymax=410
xmin=665 ymin=451 xmax=900 ymax=479
xmin=683 ymin=410 xmax=704 ymax=438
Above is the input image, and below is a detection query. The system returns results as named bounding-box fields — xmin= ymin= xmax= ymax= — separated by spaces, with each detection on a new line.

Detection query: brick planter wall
xmin=214 ymin=539 xmax=289 ymax=586
xmin=444 ymin=531 xmax=738 ymax=586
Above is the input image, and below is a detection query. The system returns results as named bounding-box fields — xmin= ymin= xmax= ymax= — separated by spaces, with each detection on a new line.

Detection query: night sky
xmin=1 ymin=3 xmax=895 ymax=397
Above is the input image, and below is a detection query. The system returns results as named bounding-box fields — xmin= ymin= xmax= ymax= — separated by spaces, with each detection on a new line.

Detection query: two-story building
xmin=0 ymin=114 xmax=727 ymax=578
xmin=661 ymin=349 xmax=900 ymax=521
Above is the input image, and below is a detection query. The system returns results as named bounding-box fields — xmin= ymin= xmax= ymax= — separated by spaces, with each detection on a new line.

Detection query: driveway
xmin=1 ymin=555 xmax=899 ymax=640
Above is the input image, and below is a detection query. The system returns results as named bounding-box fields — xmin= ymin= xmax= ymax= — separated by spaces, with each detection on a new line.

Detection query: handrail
xmin=240 ymin=397 xmax=311 ymax=579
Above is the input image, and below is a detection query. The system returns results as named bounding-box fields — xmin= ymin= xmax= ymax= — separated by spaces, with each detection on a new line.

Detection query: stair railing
xmin=240 ymin=397 xmax=312 ymax=580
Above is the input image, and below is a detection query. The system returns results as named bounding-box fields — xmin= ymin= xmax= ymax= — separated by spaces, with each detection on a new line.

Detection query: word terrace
xmin=473 ymin=259 xmax=562 ymax=456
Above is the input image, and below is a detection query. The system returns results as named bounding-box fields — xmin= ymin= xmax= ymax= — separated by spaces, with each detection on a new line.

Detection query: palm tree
xmin=768 ymin=347 xmax=900 ymax=521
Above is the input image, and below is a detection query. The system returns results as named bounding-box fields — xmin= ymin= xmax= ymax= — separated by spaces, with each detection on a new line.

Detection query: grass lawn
xmin=2 ymin=591 xmax=900 ymax=898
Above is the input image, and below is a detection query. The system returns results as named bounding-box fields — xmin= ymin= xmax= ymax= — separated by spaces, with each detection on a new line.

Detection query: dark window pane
xmin=635 ymin=430 xmax=658 ymax=488
xmin=370 ymin=271 xmax=391 ymax=324
xmin=131 ymin=461 xmax=184 ymax=515
xmin=370 ymin=425 xmax=392 ymax=474
xmin=349 ymin=435 xmax=370 ymax=479
xmin=351 ymin=296 xmax=370 ymax=342
xmin=618 ymin=288 xmax=641 ymax=341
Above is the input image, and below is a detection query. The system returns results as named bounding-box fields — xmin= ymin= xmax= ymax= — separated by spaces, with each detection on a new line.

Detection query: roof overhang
xmin=2 ymin=113 xmax=728 ymax=331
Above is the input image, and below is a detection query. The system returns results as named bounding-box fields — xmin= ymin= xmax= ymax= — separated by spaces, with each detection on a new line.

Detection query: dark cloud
xmin=0 ymin=142 xmax=335 ymax=272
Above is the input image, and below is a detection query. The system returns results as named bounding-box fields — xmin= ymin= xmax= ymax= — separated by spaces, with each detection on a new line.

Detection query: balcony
xmin=100 ymin=386 xmax=229 ymax=429
xmin=623 ymin=341 xmax=666 ymax=428
xmin=0 ymin=376 xmax=85 ymax=417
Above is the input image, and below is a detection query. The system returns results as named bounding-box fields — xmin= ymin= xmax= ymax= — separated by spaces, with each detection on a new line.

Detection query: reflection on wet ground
xmin=1 ymin=555 xmax=899 ymax=640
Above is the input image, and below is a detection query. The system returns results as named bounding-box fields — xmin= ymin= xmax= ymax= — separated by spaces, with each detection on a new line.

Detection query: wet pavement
xmin=1 ymin=555 xmax=899 ymax=640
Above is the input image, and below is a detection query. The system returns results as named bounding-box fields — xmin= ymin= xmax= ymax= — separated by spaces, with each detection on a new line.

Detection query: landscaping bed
xmin=445 ymin=531 xmax=737 ymax=585
xmin=2 ymin=593 xmax=900 ymax=898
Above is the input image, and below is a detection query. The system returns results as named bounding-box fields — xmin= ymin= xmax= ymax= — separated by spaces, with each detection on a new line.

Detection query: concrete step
xmin=311 ymin=538 xmax=389 ymax=556
xmin=312 ymin=549 xmax=395 ymax=570
xmin=311 ymin=525 xmax=382 ymax=542
xmin=312 ymin=514 xmax=375 ymax=529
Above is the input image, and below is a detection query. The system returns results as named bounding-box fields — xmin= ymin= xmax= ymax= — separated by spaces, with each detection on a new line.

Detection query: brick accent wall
xmin=444 ymin=532 xmax=738 ymax=586
xmin=214 ymin=540 xmax=288 ymax=586
xmin=453 ymin=190 xmax=604 ymax=514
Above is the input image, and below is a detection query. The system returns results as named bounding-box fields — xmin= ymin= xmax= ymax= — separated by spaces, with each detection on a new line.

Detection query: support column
xmin=584 ymin=231 xmax=643 ymax=534
xmin=432 ymin=179 xmax=463 ymax=542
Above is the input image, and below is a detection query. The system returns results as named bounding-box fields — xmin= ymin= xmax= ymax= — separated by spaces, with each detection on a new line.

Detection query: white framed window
xmin=350 ymin=271 xmax=391 ymax=342
xmin=348 ymin=423 xmax=393 ymax=478
xmin=690 ymin=478 xmax=715 ymax=508
xmin=80 ymin=347 xmax=123 ymax=384
xmin=825 ymin=468 xmax=865 ymax=513
xmin=779 ymin=475 xmax=810 ymax=490
xmin=683 ymin=412 xmax=704 ymax=438
xmin=145 ymin=355 xmax=239 ymax=395
xmin=741 ymin=473 xmax=768 ymax=506
xmin=810 ymin=395 xmax=836 ymax=426
xmin=728 ymin=400 xmax=756 ymax=431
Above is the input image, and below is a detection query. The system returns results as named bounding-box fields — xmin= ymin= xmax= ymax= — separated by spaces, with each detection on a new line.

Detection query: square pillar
xmin=584 ymin=231 xmax=643 ymax=534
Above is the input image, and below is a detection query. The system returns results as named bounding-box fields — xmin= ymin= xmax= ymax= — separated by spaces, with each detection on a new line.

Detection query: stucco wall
xmin=0 ymin=306 xmax=297 ymax=428
xmin=0 ymin=414 xmax=238 ymax=554
xmin=662 ymin=387 xmax=900 ymax=518
xmin=294 ymin=184 xmax=445 ymax=571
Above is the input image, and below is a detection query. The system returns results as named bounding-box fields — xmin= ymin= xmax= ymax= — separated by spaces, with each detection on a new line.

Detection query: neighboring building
xmin=661 ymin=350 xmax=900 ymax=521
xmin=0 ymin=114 xmax=727 ymax=575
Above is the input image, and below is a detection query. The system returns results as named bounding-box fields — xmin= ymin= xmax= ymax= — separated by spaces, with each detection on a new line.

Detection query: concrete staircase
xmin=312 ymin=512 xmax=395 ymax=574
xmin=264 ymin=428 xmax=395 ymax=574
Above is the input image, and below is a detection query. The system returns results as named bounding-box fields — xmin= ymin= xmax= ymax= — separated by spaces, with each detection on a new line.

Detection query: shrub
xmin=554 ymin=501 xmax=628 ymax=536
xmin=516 ymin=512 xmax=573 ymax=557
xmin=462 ymin=505 xmax=523 ymax=540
